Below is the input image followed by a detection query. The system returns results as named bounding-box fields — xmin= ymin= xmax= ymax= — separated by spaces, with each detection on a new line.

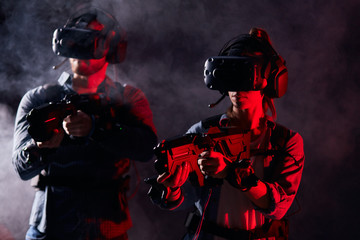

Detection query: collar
xmin=219 ymin=114 xmax=231 ymax=127
xmin=57 ymin=72 xmax=116 ymax=95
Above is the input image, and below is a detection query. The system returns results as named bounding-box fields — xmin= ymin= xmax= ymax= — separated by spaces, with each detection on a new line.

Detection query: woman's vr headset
xmin=203 ymin=54 xmax=288 ymax=99
xmin=204 ymin=56 xmax=265 ymax=93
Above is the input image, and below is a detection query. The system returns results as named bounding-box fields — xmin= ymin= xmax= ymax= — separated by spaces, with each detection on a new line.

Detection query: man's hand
xmin=197 ymin=151 xmax=229 ymax=178
xmin=36 ymin=128 xmax=64 ymax=148
xmin=62 ymin=110 xmax=93 ymax=137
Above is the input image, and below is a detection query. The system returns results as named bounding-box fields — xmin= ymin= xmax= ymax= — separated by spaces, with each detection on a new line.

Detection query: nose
xmin=230 ymin=92 xmax=241 ymax=97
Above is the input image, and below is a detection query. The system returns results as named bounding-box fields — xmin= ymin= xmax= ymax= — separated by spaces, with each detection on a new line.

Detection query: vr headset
xmin=204 ymin=56 xmax=264 ymax=93
xmin=52 ymin=27 xmax=105 ymax=60
xmin=52 ymin=9 xmax=127 ymax=63
xmin=204 ymin=55 xmax=288 ymax=98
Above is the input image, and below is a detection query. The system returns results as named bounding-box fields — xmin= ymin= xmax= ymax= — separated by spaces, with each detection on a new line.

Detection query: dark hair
xmin=219 ymin=28 xmax=275 ymax=59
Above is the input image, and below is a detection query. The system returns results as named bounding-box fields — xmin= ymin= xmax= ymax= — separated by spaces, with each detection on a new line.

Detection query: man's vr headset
xmin=52 ymin=27 xmax=105 ymax=60
xmin=52 ymin=8 xmax=127 ymax=64
xmin=204 ymin=54 xmax=288 ymax=99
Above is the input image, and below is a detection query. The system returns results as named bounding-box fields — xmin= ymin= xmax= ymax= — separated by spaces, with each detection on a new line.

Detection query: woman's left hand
xmin=197 ymin=151 xmax=230 ymax=178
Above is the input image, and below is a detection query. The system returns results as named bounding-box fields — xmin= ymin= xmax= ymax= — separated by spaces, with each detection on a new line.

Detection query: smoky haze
xmin=1 ymin=0 xmax=359 ymax=239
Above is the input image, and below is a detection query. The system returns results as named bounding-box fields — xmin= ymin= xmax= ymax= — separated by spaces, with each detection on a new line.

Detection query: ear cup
xmin=106 ymin=28 xmax=127 ymax=63
xmin=98 ymin=11 xmax=127 ymax=64
xmin=263 ymin=55 xmax=288 ymax=98
xmin=249 ymin=27 xmax=288 ymax=98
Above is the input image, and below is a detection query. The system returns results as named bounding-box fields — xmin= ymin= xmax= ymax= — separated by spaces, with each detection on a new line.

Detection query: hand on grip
xmin=157 ymin=162 xmax=190 ymax=189
xmin=197 ymin=150 xmax=230 ymax=178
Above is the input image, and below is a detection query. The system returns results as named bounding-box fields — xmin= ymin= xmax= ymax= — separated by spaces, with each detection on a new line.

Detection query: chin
xmin=233 ymin=101 xmax=249 ymax=109
xmin=75 ymin=67 xmax=97 ymax=76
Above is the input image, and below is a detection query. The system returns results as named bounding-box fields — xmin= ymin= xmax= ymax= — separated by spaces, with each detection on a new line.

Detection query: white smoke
xmin=0 ymin=104 xmax=34 ymax=240
xmin=1 ymin=0 xmax=360 ymax=239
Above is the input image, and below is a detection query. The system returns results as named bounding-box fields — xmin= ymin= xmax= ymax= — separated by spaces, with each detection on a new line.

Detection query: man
xmin=151 ymin=28 xmax=304 ymax=239
xmin=12 ymin=8 xmax=157 ymax=240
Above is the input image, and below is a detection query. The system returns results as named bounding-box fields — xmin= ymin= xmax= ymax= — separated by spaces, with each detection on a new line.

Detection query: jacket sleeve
xmin=260 ymin=131 xmax=305 ymax=219
xmin=12 ymin=87 xmax=53 ymax=180
xmin=89 ymin=84 xmax=158 ymax=163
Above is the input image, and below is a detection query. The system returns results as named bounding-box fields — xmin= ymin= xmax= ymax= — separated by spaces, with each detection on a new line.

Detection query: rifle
xmin=26 ymin=93 xmax=111 ymax=142
xmin=145 ymin=126 xmax=251 ymax=207
xmin=153 ymin=126 xmax=251 ymax=187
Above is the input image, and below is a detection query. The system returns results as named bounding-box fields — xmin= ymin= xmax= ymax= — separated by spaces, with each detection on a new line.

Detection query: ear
xmin=261 ymin=60 xmax=271 ymax=81
xmin=256 ymin=60 xmax=270 ymax=90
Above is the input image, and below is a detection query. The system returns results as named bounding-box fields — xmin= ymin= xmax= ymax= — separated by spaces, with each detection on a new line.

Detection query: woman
xmin=156 ymin=28 xmax=304 ymax=240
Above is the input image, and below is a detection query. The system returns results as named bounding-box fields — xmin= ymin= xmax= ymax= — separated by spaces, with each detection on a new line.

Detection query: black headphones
xmin=217 ymin=28 xmax=288 ymax=98
xmin=52 ymin=7 xmax=127 ymax=64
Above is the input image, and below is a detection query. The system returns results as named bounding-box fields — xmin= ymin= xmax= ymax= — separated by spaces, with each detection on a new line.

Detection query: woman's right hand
xmin=156 ymin=162 xmax=190 ymax=201
xmin=157 ymin=162 xmax=190 ymax=189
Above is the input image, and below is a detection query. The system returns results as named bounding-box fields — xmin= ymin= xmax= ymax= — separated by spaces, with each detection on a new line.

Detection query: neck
xmin=229 ymin=104 xmax=265 ymax=138
xmin=72 ymin=63 xmax=108 ymax=94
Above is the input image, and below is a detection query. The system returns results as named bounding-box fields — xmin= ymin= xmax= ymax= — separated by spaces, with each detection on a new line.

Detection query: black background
xmin=0 ymin=0 xmax=359 ymax=239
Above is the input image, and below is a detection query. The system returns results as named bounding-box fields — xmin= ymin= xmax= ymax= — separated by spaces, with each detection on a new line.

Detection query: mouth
xmin=231 ymin=95 xmax=247 ymax=100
